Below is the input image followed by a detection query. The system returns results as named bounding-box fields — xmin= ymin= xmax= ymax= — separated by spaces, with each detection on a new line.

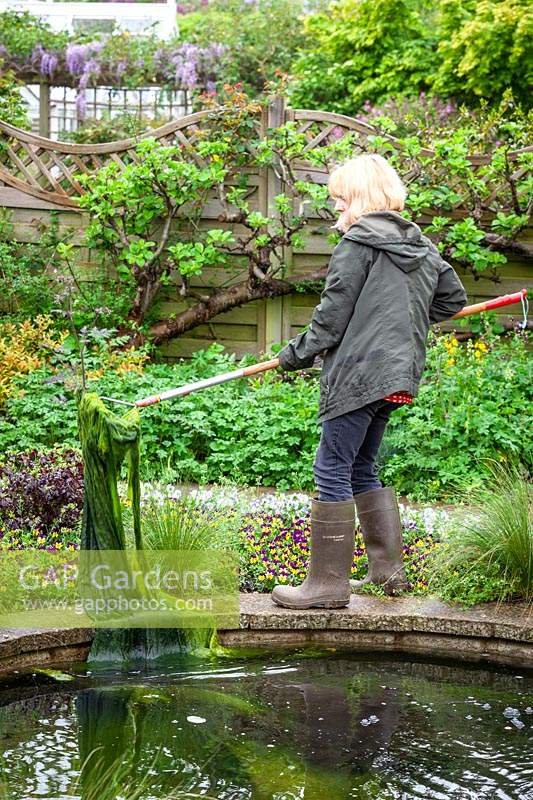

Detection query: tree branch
xmin=147 ymin=267 xmax=328 ymax=345
xmin=483 ymin=234 xmax=533 ymax=259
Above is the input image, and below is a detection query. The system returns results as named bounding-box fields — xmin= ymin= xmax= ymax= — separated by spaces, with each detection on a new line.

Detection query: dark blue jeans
xmin=313 ymin=400 xmax=398 ymax=501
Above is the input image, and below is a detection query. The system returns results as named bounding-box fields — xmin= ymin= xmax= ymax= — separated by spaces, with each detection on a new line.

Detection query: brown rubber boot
xmin=350 ymin=486 xmax=412 ymax=595
xmin=271 ymin=498 xmax=355 ymax=609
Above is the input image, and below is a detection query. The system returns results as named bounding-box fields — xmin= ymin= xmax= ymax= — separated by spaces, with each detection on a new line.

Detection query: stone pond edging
xmin=0 ymin=594 xmax=531 ymax=674
xmin=0 ymin=627 xmax=93 ymax=673
xmin=216 ymin=595 xmax=533 ymax=669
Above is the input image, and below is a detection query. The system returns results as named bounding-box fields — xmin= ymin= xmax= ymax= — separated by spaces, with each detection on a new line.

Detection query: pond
xmin=0 ymin=652 xmax=531 ymax=800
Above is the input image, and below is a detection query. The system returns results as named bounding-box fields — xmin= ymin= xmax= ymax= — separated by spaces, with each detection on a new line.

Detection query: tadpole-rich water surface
xmin=0 ymin=652 xmax=531 ymax=800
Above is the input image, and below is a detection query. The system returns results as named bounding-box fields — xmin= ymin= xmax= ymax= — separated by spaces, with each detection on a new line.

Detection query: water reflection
xmin=0 ymin=654 xmax=531 ymax=799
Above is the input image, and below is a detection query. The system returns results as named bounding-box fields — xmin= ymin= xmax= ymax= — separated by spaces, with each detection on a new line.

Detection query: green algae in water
xmin=33 ymin=668 xmax=75 ymax=682
xmin=0 ymin=654 xmax=532 ymax=800
xmin=77 ymin=393 xmax=212 ymax=664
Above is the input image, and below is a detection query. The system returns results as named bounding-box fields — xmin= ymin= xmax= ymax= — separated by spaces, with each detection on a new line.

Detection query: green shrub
xmin=426 ymin=461 xmax=532 ymax=606
xmin=288 ymin=0 xmax=440 ymax=113
xmin=0 ymin=62 xmax=29 ymax=130
xmin=288 ymin=0 xmax=532 ymax=113
xmin=380 ymin=330 xmax=532 ymax=500
xmin=433 ymin=0 xmax=533 ymax=109
xmin=178 ymin=0 xmax=315 ymax=96
xmin=0 ymin=214 xmax=59 ymax=322
xmin=0 ymin=334 xmax=530 ymax=502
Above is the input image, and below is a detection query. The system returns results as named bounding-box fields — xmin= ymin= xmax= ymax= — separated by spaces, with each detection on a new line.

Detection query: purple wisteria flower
xmin=79 ymin=58 xmax=101 ymax=90
xmin=66 ymin=42 xmax=103 ymax=77
xmin=66 ymin=44 xmax=90 ymax=76
xmin=76 ymin=91 xmax=87 ymax=119
xmin=33 ymin=45 xmax=59 ymax=78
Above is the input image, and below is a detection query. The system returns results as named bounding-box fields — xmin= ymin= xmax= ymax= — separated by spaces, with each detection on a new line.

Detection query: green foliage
xmin=0 ymin=345 xmax=318 ymax=489
xmin=0 ymin=62 xmax=29 ymax=130
xmin=178 ymin=0 xmax=315 ymax=96
xmin=0 ymin=334 xmax=530 ymax=503
xmin=289 ymin=0 xmax=532 ymax=113
xmin=380 ymin=331 xmax=532 ymax=500
xmin=288 ymin=0 xmax=440 ymax=113
xmin=0 ymin=213 xmax=59 ymax=321
xmin=426 ymin=461 xmax=532 ymax=605
xmin=434 ymin=0 xmax=533 ymax=108
xmin=0 ymin=10 xmax=68 ymax=61
xmin=140 ymin=492 xmax=240 ymax=552
xmin=58 ymin=112 xmax=170 ymax=144
xmin=68 ymin=94 xmax=331 ymax=338
xmin=445 ymin=218 xmax=507 ymax=274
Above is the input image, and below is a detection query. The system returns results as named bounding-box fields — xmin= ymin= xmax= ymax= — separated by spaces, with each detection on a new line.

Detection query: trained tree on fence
xmin=0 ymin=89 xmax=531 ymax=354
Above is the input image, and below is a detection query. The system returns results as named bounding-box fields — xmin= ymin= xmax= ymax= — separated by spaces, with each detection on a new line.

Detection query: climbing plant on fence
xmin=0 ymin=89 xmax=531 ymax=346
xmin=58 ymin=91 xmax=533 ymax=345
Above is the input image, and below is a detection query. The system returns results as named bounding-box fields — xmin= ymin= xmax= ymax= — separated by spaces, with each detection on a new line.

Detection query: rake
xmin=101 ymin=288 xmax=528 ymax=409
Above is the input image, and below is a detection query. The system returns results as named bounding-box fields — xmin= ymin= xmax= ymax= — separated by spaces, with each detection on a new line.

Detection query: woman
xmin=271 ymin=153 xmax=467 ymax=610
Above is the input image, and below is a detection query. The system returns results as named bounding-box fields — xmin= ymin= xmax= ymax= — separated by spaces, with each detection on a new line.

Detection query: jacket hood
xmin=342 ymin=211 xmax=429 ymax=273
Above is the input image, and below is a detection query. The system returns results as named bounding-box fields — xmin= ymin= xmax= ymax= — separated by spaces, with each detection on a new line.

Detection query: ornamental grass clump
xmin=426 ymin=462 xmax=533 ymax=607
xmin=140 ymin=492 xmax=241 ymax=552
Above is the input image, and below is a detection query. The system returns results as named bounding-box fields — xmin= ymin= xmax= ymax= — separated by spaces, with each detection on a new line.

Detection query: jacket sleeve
xmin=278 ymin=238 xmax=369 ymax=371
xmin=429 ymin=258 xmax=468 ymax=324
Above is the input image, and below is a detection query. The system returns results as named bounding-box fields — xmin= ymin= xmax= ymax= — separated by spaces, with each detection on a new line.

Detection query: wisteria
xmin=32 ymin=44 xmax=58 ymax=78
xmin=3 ymin=25 xmax=228 ymax=120
xmin=30 ymin=39 xmax=227 ymax=91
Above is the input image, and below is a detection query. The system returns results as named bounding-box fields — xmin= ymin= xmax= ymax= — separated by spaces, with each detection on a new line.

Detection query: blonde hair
xmin=328 ymin=153 xmax=406 ymax=233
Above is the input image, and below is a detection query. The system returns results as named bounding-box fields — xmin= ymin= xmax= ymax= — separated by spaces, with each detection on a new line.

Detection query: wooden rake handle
xmin=134 ymin=289 xmax=527 ymax=408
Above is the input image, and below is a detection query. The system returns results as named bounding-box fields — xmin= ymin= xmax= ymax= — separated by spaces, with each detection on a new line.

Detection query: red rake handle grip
xmin=451 ymin=288 xmax=527 ymax=319
xmin=134 ymin=291 xmax=527 ymax=408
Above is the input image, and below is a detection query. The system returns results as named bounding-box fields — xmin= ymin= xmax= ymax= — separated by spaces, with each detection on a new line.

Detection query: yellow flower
xmin=446 ymin=358 xmax=455 ymax=366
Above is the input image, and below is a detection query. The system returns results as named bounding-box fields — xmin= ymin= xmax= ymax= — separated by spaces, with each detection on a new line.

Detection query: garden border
xmin=0 ymin=595 xmax=531 ymax=674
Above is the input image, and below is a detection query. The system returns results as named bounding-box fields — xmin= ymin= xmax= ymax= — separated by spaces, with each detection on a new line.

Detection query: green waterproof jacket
xmin=278 ymin=210 xmax=468 ymax=423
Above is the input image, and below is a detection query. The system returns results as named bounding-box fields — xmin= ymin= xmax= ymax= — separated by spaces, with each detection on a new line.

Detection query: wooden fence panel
xmin=1 ymin=100 xmax=531 ymax=359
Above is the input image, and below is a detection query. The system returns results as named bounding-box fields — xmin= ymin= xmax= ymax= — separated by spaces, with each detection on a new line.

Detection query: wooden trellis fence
xmin=0 ymin=97 xmax=531 ymax=359
xmin=23 ymin=82 xmax=194 ymax=139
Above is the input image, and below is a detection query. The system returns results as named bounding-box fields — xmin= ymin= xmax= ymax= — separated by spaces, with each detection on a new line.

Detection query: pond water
xmin=0 ymin=652 xmax=531 ymax=800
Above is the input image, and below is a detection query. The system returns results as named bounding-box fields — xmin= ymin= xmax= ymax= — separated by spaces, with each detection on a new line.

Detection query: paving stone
xmin=0 ymin=595 xmax=531 ymax=672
